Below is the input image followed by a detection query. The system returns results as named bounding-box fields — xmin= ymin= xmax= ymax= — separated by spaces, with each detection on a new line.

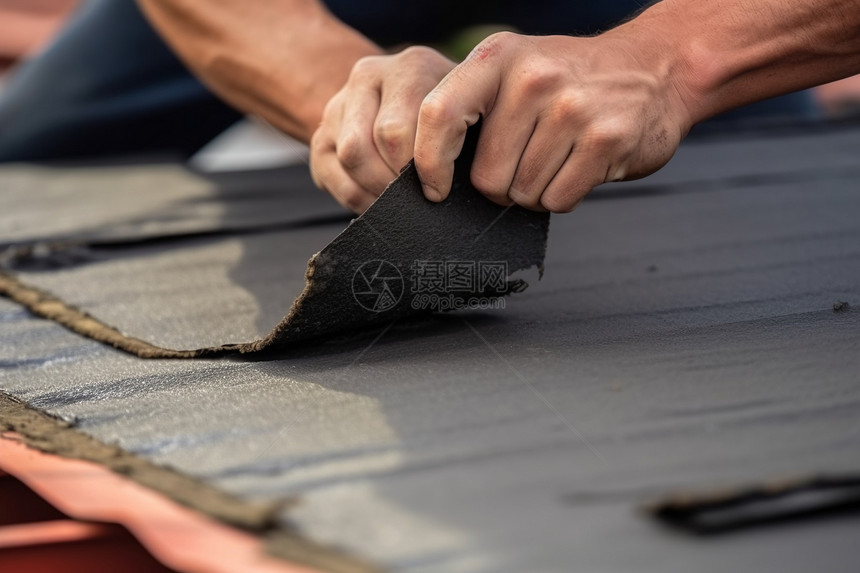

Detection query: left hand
xmin=413 ymin=32 xmax=694 ymax=212
xmin=310 ymin=46 xmax=455 ymax=212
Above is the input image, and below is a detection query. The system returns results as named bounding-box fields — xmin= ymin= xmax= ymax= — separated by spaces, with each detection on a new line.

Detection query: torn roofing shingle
xmin=0 ymin=127 xmax=550 ymax=356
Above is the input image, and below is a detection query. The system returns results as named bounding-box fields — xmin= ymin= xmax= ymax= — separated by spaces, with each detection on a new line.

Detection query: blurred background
xmin=2 ymin=0 xmax=859 ymax=174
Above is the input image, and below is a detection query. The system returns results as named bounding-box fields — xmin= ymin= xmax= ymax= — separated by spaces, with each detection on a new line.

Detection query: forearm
xmin=611 ymin=0 xmax=860 ymax=128
xmin=0 ymin=1 xmax=78 ymax=58
xmin=136 ymin=0 xmax=382 ymax=142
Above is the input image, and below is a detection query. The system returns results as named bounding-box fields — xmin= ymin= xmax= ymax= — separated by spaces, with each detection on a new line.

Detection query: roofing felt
xmin=1 ymin=124 xmax=860 ymax=572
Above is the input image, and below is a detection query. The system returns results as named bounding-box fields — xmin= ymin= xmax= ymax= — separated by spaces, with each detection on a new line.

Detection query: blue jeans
xmin=0 ymin=0 xmax=818 ymax=162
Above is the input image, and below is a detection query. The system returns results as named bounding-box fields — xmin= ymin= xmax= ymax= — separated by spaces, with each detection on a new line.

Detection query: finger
xmin=506 ymin=119 xmax=575 ymax=210
xmin=414 ymin=41 xmax=505 ymax=201
xmin=308 ymin=96 xmax=343 ymax=191
xmin=310 ymin=127 xmax=378 ymax=213
xmin=318 ymin=152 xmax=379 ymax=213
xmin=469 ymin=91 xmax=536 ymax=206
xmin=376 ymin=53 xmax=456 ymax=174
xmin=539 ymin=145 xmax=608 ymax=213
xmin=374 ymin=84 xmax=423 ymax=175
xmin=338 ymin=85 xmax=398 ymax=195
xmin=374 ymin=49 xmax=456 ymax=174
xmin=308 ymin=130 xmax=330 ymax=191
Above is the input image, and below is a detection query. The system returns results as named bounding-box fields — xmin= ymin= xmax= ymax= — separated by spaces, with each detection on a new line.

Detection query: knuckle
xmin=309 ymin=135 xmax=332 ymax=181
xmin=335 ymin=133 xmax=365 ymax=169
xmin=309 ymin=129 xmax=326 ymax=154
xmin=342 ymin=191 xmax=367 ymax=212
xmin=470 ymin=169 xmax=508 ymax=198
xmin=516 ymin=63 xmax=563 ymax=97
xmin=482 ymin=31 xmax=516 ymax=51
xmin=464 ymin=31 xmax=518 ymax=66
xmin=396 ymin=46 xmax=455 ymax=78
xmin=348 ymin=55 xmax=382 ymax=81
xmin=548 ymin=93 xmax=583 ymax=123
xmin=587 ymin=120 xmax=629 ymax=150
xmin=398 ymin=45 xmax=434 ymax=62
xmin=540 ymin=191 xmax=576 ymax=213
xmin=508 ymin=187 xmax=541 ymax=209
xmin=419 ymin=93 xmax=454 ymax=127
xmin=333 ymin=184 xmax=369 ymax=213
xmin=510 ymin=167 xmax=540 ymax=195
xmin=373 ymin=119 xmax=410 ymax=154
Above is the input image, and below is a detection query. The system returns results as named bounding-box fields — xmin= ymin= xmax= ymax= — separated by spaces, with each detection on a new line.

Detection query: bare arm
xmin=136 ymin=0 xmax=383 ymax=142
xmin=0 ymin=0 xmax=78 ymax=60
xmin=413 ymin=0 xmax=860 ymax=211
xmin=640 ymin=0 xmax=860 ymax=124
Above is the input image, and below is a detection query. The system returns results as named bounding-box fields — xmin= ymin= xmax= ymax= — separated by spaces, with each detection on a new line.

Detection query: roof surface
xmin=2 ymin=125 xmax=860 ymax=572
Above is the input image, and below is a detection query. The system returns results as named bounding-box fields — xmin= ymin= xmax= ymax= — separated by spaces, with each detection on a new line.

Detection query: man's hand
xmin=310 ymin=46 xmax=455 ymax=212
xmin=414 ymin=0 xmax=860 ymax=213
xmin=414 ymin=32 xmax=693 ymax=213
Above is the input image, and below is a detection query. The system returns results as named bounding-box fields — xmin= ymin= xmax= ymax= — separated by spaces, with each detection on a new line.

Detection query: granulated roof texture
xmin=2 ymin=124 xmax=860 ymax=572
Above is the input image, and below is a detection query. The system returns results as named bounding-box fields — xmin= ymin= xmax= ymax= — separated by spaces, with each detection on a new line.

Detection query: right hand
xmin=414 ymin=31 xmax=693 ymax=213
xmin=310 ymin=46 xmax=456 ymax=212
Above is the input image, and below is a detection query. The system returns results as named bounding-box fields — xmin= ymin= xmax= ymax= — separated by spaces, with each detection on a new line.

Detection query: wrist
xmin=605 ymin=0 xmax=860 ymax=128
xmin=281 ymin=14 xmax=383 ymax=140
xmin=600 ymin=5 xmax=710 ymax=138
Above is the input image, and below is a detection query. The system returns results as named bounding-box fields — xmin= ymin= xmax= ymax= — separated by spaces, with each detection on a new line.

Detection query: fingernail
xmin=423 ymin=184 xmax=442 ymax=202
